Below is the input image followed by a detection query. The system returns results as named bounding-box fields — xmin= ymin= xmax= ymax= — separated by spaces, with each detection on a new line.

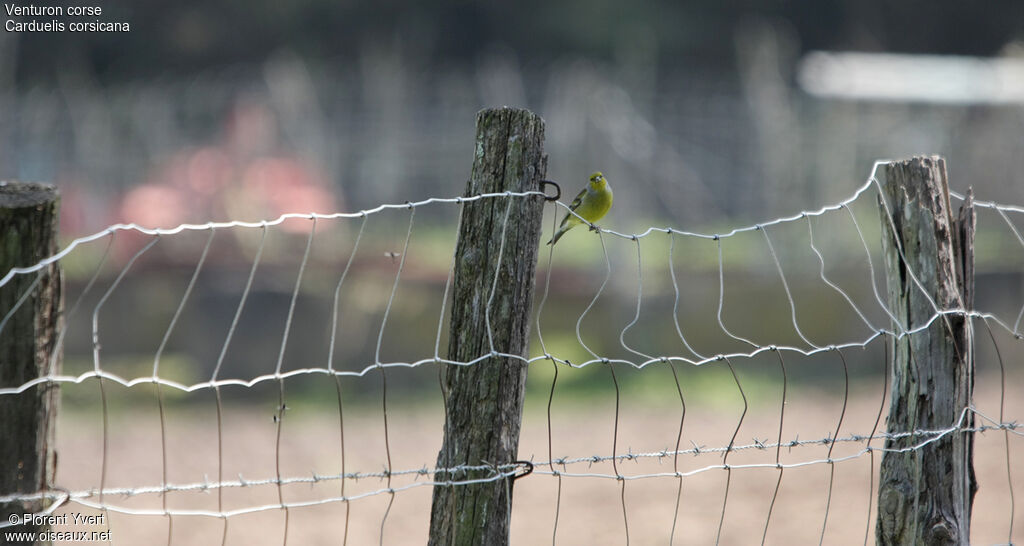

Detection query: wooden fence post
xmin=876 ymin=156 xmax=976 ymax=545
xmin=427 ymin=107 xmax=546 ymax=545
xmin=0 ymin=182 xmax=63 ymax=540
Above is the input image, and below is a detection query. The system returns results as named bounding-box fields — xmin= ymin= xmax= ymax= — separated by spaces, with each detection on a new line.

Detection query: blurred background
xmin=3 ymin=1 xmax=1024 ymax=543
xmin=3 ymin=1 xmax=1024 ymax=235
xmin=2 ymin=0 xmax=1020 ymax=395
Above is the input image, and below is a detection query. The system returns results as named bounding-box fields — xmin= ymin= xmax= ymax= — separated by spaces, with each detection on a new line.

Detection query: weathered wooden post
xmin=427 ymin=108 xmax=546 ymax=545
xmin=876 ymin=156 xmax=976 ymax=545
xmin=0 ymin=182 xmax=63 ymax=541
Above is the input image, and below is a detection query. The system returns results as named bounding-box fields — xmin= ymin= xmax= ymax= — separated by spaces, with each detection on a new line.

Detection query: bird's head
xmin=588 ymin=172 xmax=606 ymax=190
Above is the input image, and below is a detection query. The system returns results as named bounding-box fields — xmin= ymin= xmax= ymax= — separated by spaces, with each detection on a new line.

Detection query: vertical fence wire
xmin=981 ymin=317 xmax=1015 ymax=545
xmin=212 ymin=224 xmax=266 ymax=546
xmin=92 ymin=234 xmax=159 ymax=541
xmin=864 ymin=339 xmax=890 ymax=546
xmin=819 ymin=347 xmax=850 ymax=545
xmin=535 ymin=201 xmax=562 ymax=545
xmin=665 ymin=230 xmax=692 ymax=545
xmin=374 ymin=207 xmax=416 ymax=545
xmin=434 ymin=204 xmax=461 ymax=510
xmin=152 ymin=229 xmax=214 ymax=545
xmin=328 ymin=215 xmax=367 ymax=546
xmin=274 ymin=218 xmax=317 ymax=545
xmin=760 ymin=350 xmax=788 ymax=545
xmin=667 ymin=358 xmax=686 ymax=546
xmin=715 ymin=356 xmax=747 ymax=546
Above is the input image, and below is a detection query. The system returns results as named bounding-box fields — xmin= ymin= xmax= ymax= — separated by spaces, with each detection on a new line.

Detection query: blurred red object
xmin=118 ymin=98 xmax=338 ymax=232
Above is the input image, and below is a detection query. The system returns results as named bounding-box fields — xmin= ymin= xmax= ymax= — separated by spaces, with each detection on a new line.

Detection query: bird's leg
xmin=588 ymin=222 xmax=600 ymax=233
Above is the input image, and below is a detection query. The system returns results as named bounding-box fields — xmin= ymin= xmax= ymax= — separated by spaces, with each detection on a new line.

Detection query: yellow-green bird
xmin=547 ymin=172 xmax=613 ymax=245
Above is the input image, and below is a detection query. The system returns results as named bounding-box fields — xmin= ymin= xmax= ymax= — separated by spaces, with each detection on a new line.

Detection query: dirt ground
xmin=45 ymin=375 xmax=1023 ymax=545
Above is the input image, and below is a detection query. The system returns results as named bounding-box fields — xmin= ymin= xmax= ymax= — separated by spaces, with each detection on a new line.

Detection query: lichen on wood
xmin=427 ymin=108 xmax=547 ymax=546
xmin=0 ymin=181 xmax=63 ymax=538
xmin=876 ymin=157 xmax=975 ymax=546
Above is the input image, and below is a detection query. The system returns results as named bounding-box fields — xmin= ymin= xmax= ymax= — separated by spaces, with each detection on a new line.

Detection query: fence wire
xmin=1 ymin=161 xmax=1022 ymax=544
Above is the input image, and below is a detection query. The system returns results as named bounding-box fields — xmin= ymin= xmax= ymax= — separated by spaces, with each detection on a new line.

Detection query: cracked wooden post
xmin=1 ymin=182 xmax=63 ymax=542
xmin=876 ymin=156 xmax=976 ymax=545
xmin=427 ymin=108 xmax=546 ymax=545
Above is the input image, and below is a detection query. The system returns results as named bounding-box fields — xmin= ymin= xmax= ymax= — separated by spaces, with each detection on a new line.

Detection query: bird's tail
xmin=547 ymin=225 xmax=568 ymax=245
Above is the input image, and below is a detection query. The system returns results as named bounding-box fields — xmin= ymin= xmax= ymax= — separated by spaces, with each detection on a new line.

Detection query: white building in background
xmin=798 ymin=51 xmax=1024 ymax=104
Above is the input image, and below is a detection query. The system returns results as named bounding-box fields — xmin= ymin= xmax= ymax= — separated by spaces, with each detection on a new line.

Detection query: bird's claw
xmin=588 ymin=223 xmax=600 ymax=233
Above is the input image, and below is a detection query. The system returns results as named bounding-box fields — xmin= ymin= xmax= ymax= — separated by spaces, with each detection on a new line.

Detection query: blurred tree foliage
xmin=8 ymin=0 xmax=1024 ymax=84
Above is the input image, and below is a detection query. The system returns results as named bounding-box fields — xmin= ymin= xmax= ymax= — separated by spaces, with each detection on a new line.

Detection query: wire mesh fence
xmin=1 ymin=159 xmax=1022 ymax=544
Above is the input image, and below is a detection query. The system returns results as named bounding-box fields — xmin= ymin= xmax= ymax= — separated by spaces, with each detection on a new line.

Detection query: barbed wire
xmin=0 ymin=414 xmax=1016 ymax=528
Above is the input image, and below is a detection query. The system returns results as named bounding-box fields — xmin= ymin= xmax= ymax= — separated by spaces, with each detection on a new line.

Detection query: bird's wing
xmin=559 ymin=187 xmax=588 ymax=227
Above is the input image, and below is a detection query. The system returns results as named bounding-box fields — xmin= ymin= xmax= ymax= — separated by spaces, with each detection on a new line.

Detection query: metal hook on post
xmin=540 ymin=180 xmax=561 ymax=202
xmin=511 ymin=460 xmax=534 ymax=482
